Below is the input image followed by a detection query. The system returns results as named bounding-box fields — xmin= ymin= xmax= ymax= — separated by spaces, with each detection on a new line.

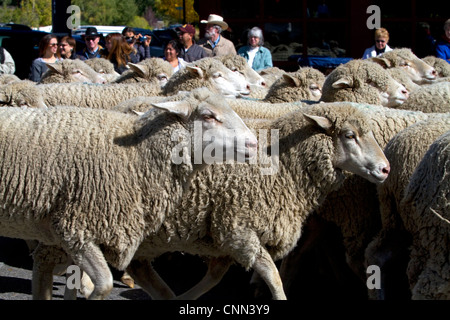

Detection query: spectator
xmin=238 ymin=26 xmax=273 ymax=71
xmin=435 ymin=19 xmax=450 ymax=63
xmin=177 ymin=24 xmax=207 ymax=62
xmin=0 ymin=46 xmax=15 ymax=74
xmin=122 ymin=27 xmax=151 ymax=62
xmin=416 ymin=22 xmax=437 ymax=58
xmin=163 ymin=39 xmax=187 ymax=73
xmin=362 ymin=27 xmax=393 ymax=59
xmin=103 ymin=33 xmax=133 ymax=74
xmin=81 ymin=27 xmax=104 ymax=60
xmin=59 ymin=36 xmax=83 ymax=60
xmin=198 ymin=14 xmax=236 ymax=57
xmin=28 ymin=34 xmax=62 ymax=82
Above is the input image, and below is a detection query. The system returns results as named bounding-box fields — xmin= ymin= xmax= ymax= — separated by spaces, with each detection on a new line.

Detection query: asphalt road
xmin=0 ymin=236 xmax=256 ymax=301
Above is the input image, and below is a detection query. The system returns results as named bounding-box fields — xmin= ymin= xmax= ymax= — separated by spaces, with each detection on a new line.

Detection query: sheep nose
xmin=381 ymin=164 xmax=390 ymax=176
xmin=402 ymin=88 xmax=409 ymax=98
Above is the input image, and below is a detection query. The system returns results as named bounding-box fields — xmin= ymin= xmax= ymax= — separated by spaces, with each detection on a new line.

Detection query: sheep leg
xmin=127 ymin=259 xmax=176 ymax=299
xmin=71 ymin=242 xmax=113 ymax=300
xmin=32 ymin=257 xmax=56 ymax=300
xmin=174 ymin=257 xmax=232 ymax=300
xmin=31 ymin=244 xmax=67 ymax=300
xmin=252 ymin=248 xmax=287 ymax=300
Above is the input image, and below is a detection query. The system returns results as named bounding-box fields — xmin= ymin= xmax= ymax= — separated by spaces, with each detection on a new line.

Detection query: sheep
xmin=0 ymin=87 xmax=258 ymax=300
xmin=38 ymin=59 xmax=106 ymax=84
xmin=124 ymin=102 xmax=390 ymax=300
xmin=399 ymin=81 xmax=450 ymax=113
xmin=422 ymin=56 xmax=450 ymax=78
xmin=259 ymin=67 xmax=286 ymax=87
xmin=263 ymin=67 xmax=325 ymax=103
xmin=277 ymin=104 xmax=440 ymax=299
xmin=370 ymin=48 xmax=437 ymax=84
xmin=214 ymin=54 xmax=266 ymax=87
xmin=0 ymin=79 xmax=47 ymax=108
xmin=84 ymin=58 xmax=120 ymax=83
xmin=112 ymin=58 xmax=174 ymax=87
xmin=402 ymin=130 xmax=450 ymax=300
xmin=162 ymin=57 xmax=251 ymax=98
xmin=364 ymin=117 xmax=450 ymax=300
xmin=320 ymin=59 xmax=409 ymax=108
xmin=38 ymin=82 xmax=164 ymax=109
xmin=387 ymin=68 xmax=421 ymax=93
xmin=0 ymin=74 xmax=21 ymax=85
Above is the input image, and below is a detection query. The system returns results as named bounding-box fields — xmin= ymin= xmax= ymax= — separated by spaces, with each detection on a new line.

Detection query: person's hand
xmin=143 ymin=36 xmax=152 ymax=47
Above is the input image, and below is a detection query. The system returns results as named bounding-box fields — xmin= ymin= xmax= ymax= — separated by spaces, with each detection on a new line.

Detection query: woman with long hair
xmin=103 ymin=33 xmax=133 ymax=74
xmin=29 ymin=34 xmax=62 ymax=82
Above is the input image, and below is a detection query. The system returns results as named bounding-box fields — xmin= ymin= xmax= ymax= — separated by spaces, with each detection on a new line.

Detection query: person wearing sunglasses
xmin=81 ymin=27 xmax=104 ymax=60
xmin=29 ymin=34 xmax=62 ymax=82
xmin=362 ymin=27 xmax=392 ymax=59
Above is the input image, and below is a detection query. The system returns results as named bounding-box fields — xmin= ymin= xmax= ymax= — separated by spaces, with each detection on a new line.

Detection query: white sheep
xmin=0 ymin=79 xmax=47 ymax=108
xmin=162 ymin=57 xmax=251 ymax=98
xmin=422 ymin=56 xmax=450 ymax=78
xmin=0 ymin=74 xmax=21 ymax=85
xmin=403 ymin=130 xmax=450 ymax=300
xmin=214 ymin=54 xmax=266 ymax=87
xmin=38 ymin=82 xmax=164 ymax=109
xmin=263 ymin=67 xmax=325 ymax=103
xmin=124 ymin=102 xmax=390 ymax=300
xmin=370 ymin=48 xmax=437 ymax=84
xmin=320 ymin=59 xmax=409 ymax=108
xmin=399 ymin=81 xmax=450 ymax=113
xmin=112 ymin=58 xmax=174 ymax=87
xmin=278 ymin=104 xmax=440 ymax=299
xmin=84 ymin=58 xmax=120 ymax=83
xmin=365 ymin=116 xmax=450 ymax=300
xmin=0 ymin=87 xmax=257 ymax=300
xmin=38 ymin=59 xmax=106 ymax=84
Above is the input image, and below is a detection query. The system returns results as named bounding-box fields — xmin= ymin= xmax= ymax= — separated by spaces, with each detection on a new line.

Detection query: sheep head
xmin=371 ymin=48 xmax=437 ymax=84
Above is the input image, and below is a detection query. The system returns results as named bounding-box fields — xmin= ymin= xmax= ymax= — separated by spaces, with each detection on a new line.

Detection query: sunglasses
xmin=376 ymin=40 xmax=386 ymax=43
xmin=86 ymin=37 xmax=98 ymax=42
xmin=49 ymin=43 xmax=58 ymax=47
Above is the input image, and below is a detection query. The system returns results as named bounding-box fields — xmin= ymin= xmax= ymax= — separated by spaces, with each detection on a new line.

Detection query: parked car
xmin=0 ymin=23 xmax=49 ymax=79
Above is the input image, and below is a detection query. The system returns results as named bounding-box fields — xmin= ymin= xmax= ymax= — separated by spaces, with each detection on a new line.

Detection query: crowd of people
xmin=1 ymin=14 xmax=449 ymax=83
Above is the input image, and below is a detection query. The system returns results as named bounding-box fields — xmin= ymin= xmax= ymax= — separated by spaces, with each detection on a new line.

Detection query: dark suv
xmin=0 ymin=23 xmax=49 ymax=80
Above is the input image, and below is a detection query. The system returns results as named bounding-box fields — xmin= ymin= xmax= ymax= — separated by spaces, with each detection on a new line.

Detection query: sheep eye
xmin=158 ymin=74 xmax=168 ymax=80
xmin=310 ymin=85 xmax=320 ymax=91
xmin=212 ymin=72 xmax=222 ymax=79
xmin=345 ymin=132 xmax=356 ymax=140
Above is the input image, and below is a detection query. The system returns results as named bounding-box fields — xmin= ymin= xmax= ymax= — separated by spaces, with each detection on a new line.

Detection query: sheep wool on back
xmin=0 ymin=106 xmax=192 ymax=271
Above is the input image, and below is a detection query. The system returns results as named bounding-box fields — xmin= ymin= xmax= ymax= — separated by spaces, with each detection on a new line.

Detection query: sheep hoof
xmin=120 ymin=274 xmax=135 ymax=288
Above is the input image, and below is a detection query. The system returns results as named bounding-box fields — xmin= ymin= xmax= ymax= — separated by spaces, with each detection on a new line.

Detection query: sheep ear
xmin=128 ymin=63 xmax=147 ymax=78
xmin=370 ymin=57 xmax=392 ymax=68
xmin=46 ymin=63 xmax=63 ymax=74
xmin=186 ymin=66 xmax=204 ymax=78
xmin=303 ymin=113 xmax=333 ymax=131
xmin=332 ymin=77 xmax=353 ymax=89
xmin=282 ymin=74 xmax=301 ymax=87
xmin=151 ymin=101 xmax=191 ymax=120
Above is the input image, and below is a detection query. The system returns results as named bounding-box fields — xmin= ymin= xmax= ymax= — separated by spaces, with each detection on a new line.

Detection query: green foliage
xmin=1 ymin=0 xmax=52 ymax=28
xmin=0 ymin=0 xmax=198 ymax=29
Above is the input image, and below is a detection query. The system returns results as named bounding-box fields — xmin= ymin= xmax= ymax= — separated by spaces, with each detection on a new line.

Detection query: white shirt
xmin=247 ymin=47 xmax=259 ymax=68
xmin=362 ymin=44 xmax=393 ymax=59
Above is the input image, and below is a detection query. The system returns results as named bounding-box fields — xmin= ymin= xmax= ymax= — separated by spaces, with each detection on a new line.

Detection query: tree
xmin=2 ymin=0 xmax=52 ymax=27
xmin=72 ymin=0 xmax=138 ymax=26
xmin=153 ymin=0 xmax=199 ymax=25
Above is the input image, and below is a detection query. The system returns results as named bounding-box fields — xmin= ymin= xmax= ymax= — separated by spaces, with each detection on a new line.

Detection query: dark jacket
xmin=180 ymin=43 xmax=207 ymax=62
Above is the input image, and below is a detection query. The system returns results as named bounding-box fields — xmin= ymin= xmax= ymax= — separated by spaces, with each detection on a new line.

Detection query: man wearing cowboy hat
xmin=198 ymin=14 xmax=236 ymax=57
xmin=81 ymin=27 xmax=105 ymax=60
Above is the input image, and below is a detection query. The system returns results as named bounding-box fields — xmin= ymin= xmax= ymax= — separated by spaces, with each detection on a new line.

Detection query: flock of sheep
xmin=0 ymin=48 xmax=449 ymax=300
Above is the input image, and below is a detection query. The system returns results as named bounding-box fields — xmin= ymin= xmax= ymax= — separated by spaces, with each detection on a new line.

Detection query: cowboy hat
xmin=200 ymin=14 xmax=228 ymax=30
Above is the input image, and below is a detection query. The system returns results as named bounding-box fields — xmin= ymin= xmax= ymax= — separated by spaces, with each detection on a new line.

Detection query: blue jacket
xmin=435 ymin=39 xmax=450 ymax=63
xmin=238 ymin=45 xmax=273 ymax=71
